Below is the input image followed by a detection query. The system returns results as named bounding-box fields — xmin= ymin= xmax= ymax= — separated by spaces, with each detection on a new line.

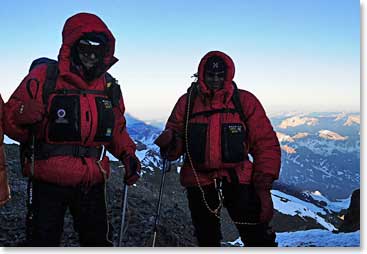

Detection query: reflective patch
xmin=56 ymin=108 xmax=68 ymax=123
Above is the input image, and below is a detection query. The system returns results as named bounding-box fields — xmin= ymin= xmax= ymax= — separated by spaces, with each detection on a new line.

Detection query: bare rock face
xmin=338 ymin=189 xmax=360 ymax=233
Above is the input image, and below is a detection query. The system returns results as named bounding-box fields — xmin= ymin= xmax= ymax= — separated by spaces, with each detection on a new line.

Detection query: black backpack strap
xmin=42 ymin=62 xmax=59 ymax=105
xmin=189 ymin=108 xmax=238 ymax=119
xmin=53 ymin=89 xmax=107 ymax=95
xmin=185 ymin=82 xmax=198 ymax=121
xmin=231 ymin=81 xmax=247 ymax=124
xmin=105 ymin=72 xmax=121 ymax=107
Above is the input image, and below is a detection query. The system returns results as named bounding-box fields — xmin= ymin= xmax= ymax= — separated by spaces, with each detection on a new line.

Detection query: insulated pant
xmin=186 ymin=179 xmax=277 ymax=247
xmin=29 ymin=180 xmax=113 ymax=247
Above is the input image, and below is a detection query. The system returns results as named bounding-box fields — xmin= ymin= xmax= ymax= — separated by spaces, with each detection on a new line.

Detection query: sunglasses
xmin=77 ymin=40 xmax=106 ymax=58
xmin=205 ymin=71 xmax=225 ymax=79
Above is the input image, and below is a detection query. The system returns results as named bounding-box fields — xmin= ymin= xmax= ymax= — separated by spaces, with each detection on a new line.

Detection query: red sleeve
xmin=0 ymin=95 xmax=4 ymax=144
xmin=3 ymin=65 xmax=48 ymax=143
xmin=0 ymin=95 xmax=6 ymax=171
xmin=106 ymin=91 xmax=136 ymax=159
xmin=165 ymin=94 xmax=187 ymax=135
xmin=241 ymin=90 xmax=281 ymax=180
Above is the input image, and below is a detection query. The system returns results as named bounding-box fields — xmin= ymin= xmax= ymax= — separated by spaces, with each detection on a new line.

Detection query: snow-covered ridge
xmin=276 ymin=132 xmax=295 ymax=143
xmin=228 ymin=230 xmax=359 ymax=247
xmin=271 ymin=190 xmax=336 ymax=231
xmin=343 ymin=115 xmax=360 ymax=126
xmin=278 ymin=116 xmax=318 ymax=129
xmin=304 ymin=190 xmax=351 ymax=213
xmin=319 ymin=130 xmax=348 ymax=141
xmin=277 ymin=132 xmax=309 ymax=143
xmin=295 ymin=137 xmax=359 ymax=156
xmin=292 ymin=132 xmax=309 ymax=139
xmin=334 ymin=112 xmax=347 ymax=121
xmin=281 ymin=145 xmax=296 ymax=154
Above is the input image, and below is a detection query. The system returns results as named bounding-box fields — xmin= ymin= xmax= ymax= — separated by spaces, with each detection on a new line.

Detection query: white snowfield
xmin=228 ymin=229 xmax=359 ymax=247
xmin=272 ymin=190 xmax=336 ymax=231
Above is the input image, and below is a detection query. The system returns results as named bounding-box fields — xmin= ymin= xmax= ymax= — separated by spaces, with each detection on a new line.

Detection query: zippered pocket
xmin=221 ymin=123 xmax=245 ymax=163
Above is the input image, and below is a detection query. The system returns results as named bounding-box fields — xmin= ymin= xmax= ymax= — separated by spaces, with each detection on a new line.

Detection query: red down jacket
xmin=0 ymin=95 xmax=10 ymax=205
xmin=165 ymin=51 xmax=281 ymax=187
xmin=4 ymin=13 xmax=136 ymax=187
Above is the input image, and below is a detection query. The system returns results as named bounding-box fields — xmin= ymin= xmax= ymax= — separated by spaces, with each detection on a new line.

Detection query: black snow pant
xmin=186 ymin=178 xmax=277 ymax=247
xmin=28 ymin=180 xmax=113 ymax=247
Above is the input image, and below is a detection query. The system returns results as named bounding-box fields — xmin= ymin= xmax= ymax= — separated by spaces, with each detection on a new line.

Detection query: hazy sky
xmin=0 ymin=0 xmax=360 ymax=120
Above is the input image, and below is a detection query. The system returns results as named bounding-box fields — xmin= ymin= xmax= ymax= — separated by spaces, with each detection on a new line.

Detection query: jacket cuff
xmin=252 ymin=171 xmax=274 ymax=190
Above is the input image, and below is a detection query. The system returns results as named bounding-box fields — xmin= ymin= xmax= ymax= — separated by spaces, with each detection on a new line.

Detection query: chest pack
xmin=184 ymin=81 xmax=249 ymax=167
xmin=21 ymin=57 xmax=121 ymax=163
xmin=29 ymin=57 xmax=121 ymax=109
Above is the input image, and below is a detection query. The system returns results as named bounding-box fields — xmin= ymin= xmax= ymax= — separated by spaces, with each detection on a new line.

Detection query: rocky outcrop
xmin=338 ymin=189 xmax=360 ymax=233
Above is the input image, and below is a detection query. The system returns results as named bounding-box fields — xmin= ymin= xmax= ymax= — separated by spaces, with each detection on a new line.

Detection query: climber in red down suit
xmin=155 ymin=50 xmax=281 ymax=247
xmin=4 ymin=13 xmax=140 ymax=246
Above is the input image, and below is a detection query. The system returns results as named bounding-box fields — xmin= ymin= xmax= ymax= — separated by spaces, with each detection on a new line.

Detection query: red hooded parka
xmin=165 ymin=51 xmax=281 ymax=187
xmin=4 ymin=13 xmax=136 ymax=187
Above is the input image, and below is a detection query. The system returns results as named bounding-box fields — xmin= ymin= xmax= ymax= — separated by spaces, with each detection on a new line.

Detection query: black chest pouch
xmin=187 ymin=123 xmax=208 ymax=164
xmin=48 ymin=95 xmax=81 ymax=142
xmin=94 ymin=97 xmax=115 ymax=142
xmin=221 ymin=123 xmax=246 ymax=163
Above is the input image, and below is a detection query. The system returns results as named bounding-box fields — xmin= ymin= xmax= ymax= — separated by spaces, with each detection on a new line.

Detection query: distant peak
xmin=292 ymin=132 xmax=309 ymax=139
xmin=279 ymin=116 xmax=318 ymax=129
xmin=281 ymin=145 xmax=297 ymax=154
xmin=276 ymin=132 xmax=295 ymax=143
xmin=343 ymin=115 xmax=360 ymax=126
xmin=319 ymin=130 xmax=348 ymax=141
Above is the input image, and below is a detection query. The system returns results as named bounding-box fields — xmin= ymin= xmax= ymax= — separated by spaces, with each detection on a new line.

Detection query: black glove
xmin=253 ymin=171 xmax=274 ymax=223
xmin=121 ymin=153 xmax=141 ymax=185
xmin=154 ymin=129 xmax=183 ymax=161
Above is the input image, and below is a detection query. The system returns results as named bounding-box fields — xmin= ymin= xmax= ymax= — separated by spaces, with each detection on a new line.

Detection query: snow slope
xmin=228 ymin=230 xmax=359 ymax=247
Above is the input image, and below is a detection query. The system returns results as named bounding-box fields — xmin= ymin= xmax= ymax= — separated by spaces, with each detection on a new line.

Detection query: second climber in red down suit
xmin=155 ymin=50 xmax=281 ymax=247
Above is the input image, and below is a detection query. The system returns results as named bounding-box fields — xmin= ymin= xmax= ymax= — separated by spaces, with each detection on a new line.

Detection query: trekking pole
xmin=25 ymin=78 xmax=40 ymax=245
xmin=152 ymin=158 xmax=169 ymax=247
xmin=118 ymin=181 xmax=128 ymax=246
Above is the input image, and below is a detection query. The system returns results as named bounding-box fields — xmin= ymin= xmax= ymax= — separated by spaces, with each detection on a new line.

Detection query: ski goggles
xmin=77 ymin=39 xmax=106 ymax=58
xmin=205 ymin=71 xmax=225 ymax=79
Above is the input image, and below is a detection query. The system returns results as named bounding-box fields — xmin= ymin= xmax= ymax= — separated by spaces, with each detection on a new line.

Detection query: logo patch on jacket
xmin=102 ymin=100 xmax=112 ymax=109
xmin=227 ymin=124 xmax=243 ymax=134
xmin=56 ymin=109 xmax=68 ymax=124
xmin=105 ymin=128 xmax=112 ymax=137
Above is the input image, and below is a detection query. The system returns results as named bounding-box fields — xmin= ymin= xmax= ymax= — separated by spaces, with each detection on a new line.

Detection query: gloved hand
xmin=253 ymin=171 xmax=274 ymax=223
xmin=14 ymin=99 xmax=46 ymax=125
xmin=154 ymin=129 xmax=183 ymax=161
xmin=121 ymin=152 xmax=141 ymax=185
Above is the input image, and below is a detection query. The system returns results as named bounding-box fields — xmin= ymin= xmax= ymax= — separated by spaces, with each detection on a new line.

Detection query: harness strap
xmin=227 ymin=168 xmax=240 ymax=185
xmin=189 ymin=108 xmax=238 ymax=119
xmin=52 ymin=89 xmax=107 ymax=96
xmin=34 ymin=143 xmax=103 ymax=159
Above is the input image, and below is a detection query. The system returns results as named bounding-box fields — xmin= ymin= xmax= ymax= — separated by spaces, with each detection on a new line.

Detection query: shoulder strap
xmin=42 ymin=62 xmax=59 ymax=105
xmin=185 ymin=81 xmax=247 ymax=125
xmin=41 ymin=68 xmax=122 ymax=108
xmin=105 ymin=72 xmax=121 ymax=107
xmin=185 ymin=82 xmax=198 ymax=121
xmin=231 ymin=81 xmax=247 ymax=124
